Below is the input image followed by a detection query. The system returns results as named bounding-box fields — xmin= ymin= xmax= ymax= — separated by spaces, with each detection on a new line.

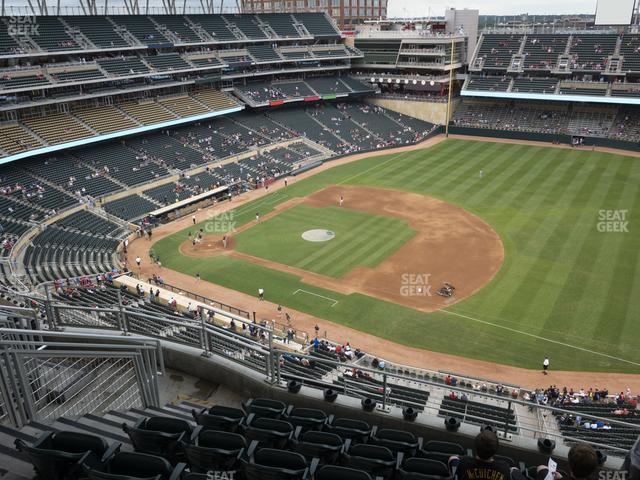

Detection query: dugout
xmin=149 ymin=183 xmax=239 ymax=223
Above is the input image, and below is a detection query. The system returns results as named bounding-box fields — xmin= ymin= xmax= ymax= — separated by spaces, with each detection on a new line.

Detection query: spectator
xmin=622 ymin=436 xmax=640 ymax=480
xmin=537 ymin=443 xmax=599 ymax=480
xmin=449 ymin=431 xmax=513 ymax=480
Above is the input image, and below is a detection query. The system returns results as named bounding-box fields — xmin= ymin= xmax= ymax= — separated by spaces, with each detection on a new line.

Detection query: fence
xmin=0 ymin=328 xmax=163 ymax=428
xmin=149 ymin=279 xmax=252 ymax=320
xmin=2 ymin=298 xmax=638 ymax=457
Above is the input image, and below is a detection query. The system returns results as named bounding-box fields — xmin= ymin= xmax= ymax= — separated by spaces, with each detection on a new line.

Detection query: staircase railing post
xmin=117 ymin=290 xmax=129 ymax=335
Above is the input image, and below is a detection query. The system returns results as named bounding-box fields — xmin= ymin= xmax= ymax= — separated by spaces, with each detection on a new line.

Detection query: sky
xmin=386 ymin=0 xmax=599 ymax=17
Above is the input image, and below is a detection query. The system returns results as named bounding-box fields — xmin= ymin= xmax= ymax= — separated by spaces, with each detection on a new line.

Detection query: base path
xmin=127 ymin=135 xmax=640 ymax=392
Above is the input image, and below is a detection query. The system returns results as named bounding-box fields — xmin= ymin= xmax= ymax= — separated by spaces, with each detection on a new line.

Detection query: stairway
xmin=0 ymin=400 xmax=211 ymax=480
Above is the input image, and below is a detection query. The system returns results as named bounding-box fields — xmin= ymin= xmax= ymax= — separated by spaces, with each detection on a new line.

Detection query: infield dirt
xmin=181 ymin=185 xmax=504 ymax=312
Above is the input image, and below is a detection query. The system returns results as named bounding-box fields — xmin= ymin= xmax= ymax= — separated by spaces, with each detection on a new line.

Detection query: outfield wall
xmin=448 ymin=126 xmax=640 ymax=152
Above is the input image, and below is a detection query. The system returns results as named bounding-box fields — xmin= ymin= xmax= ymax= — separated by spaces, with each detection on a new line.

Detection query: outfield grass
xmin=153 ymin=139 xmax=640 ymax=373
xmin=234 ymin=204 xmax=415 ymax=278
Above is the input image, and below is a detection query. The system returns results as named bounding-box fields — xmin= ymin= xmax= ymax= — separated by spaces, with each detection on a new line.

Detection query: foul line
xmin=440 ymin=309 xmax=640 ymax=368
xmin=293 ymin=289 xmax=339 ymax=307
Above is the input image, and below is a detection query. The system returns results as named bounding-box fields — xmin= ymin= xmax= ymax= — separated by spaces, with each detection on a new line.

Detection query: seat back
xmin=315 ymin=465 xmax=373 ymax=480
xmin=243 ymin=398 xmax=287 ymax=419
xmin=184 ymin=430 xmax=245 ymax=473
xmin=106 ymin=452 xmax=173 ymax=478
xmin=417 ymin=452 xmax=452 ymax=464
xmin=50 ymin=431 xmax=109 ymax=455
xmin=245 ymin=448 xmax=309 ymax=480
xmin=287 ymin=408 xmax=328 ymax=431
xmin=122 ymin=423 xmax=183 ymax=459
xmin=192 ymin=406 xmax=244 ymax=432
xmin=423 ymin=441 xmax=464 ymax=455
xmin=372 ymin=429 xmax=419 ymax=454
xmin=402 ymin=458 xmax=450 ymax=478
xmin=327 ymin=417 xmax=371 ymax=443
xmin=245 ymin=417 xmax=294 ymax=449
xmin=144 ymin=417 xmax=192 ymax=436
xmin=344 ymin=444 xmax=395 ymax=480
xmin=294 ymin=431 xmax=342 ymax=464
xmin=15 ymin=438 xmax=88 ymax=480
xmin=86 ymin=471 xmax=161 ymax=480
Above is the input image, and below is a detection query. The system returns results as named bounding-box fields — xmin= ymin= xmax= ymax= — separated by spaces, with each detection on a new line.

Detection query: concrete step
xmin=73 ymin=414 xmax=131 ymax=445
xmin=0 ymin=430 xmax=35 ymax=479
xmin=129 ymin=406 xmax=193 ymax=423
xmin=53 ymin=417 xmax=128 ymax=444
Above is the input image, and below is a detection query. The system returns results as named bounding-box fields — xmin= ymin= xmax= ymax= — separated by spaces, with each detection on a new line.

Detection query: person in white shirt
xmin=543 ymin=357 xmax=550 ymax=375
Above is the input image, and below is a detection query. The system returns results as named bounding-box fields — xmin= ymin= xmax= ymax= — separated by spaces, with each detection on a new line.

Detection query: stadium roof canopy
xmin=1 ymin=0 xmax=239 ymax=16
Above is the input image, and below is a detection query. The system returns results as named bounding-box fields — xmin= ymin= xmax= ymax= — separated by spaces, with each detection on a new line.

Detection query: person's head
xmin=474 ymin=431 xmax=499 ymax=461
xmin=568 ymin=443 xmax=599 ymax=480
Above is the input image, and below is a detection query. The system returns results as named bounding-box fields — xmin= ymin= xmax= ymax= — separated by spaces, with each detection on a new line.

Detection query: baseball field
xmin=153 ymin=138 xmax=640 ymax=374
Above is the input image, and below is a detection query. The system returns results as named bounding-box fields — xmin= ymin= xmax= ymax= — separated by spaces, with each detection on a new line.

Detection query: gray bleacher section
xmin=466 ymin=75 xmax=511 ymax=92
xmin=143 ymin=53 xmax=192 ymax=71
xmin=150 ymin=15 xmax=202 ymax=43
xmin=103 ymin=194 xmax=159 ymax=221
xmin=512 ymin=77 xmax=558 ymax=94
xmin=568 ymin=34 xmax=617 ymax=71
xmin=64 ymin=15 xmax=129 ymax=48
xmin=30 ymin=17 xmax=80 ymax=52
xmin=522 ymin=34 xmax=567 ymax=70
xmin=188 ymin=14 xmax=238 ymax=41
xmin=476 ymin=34 xmax=523 ymax=70
xmin=24 ymin=210 xmax=125 ymax=284
xmin=98 ymin=57 xmax=150 ymax=75
xmin=74 ymin=142 xmax=169 ymax=187
xmin=110 ymin=15 xmax=170 ymax=44
xmin=293 ymin=12 xmax=340 ymax=38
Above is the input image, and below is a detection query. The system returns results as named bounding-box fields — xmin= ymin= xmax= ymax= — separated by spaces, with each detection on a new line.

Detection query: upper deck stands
xmin=569 ymin=34 xmax=617 ymax=71
xmin=522 ymin=35 xmax=567 ymax=70
xmin=476 ymin=34 xmax=523 ymax=70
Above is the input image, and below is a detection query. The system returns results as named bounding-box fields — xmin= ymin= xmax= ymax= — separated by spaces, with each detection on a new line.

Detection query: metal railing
xmin=0 ymin=328 xmax=163 ymax=428
xmin=152 ymin=279 xmax=251 ymax=319
xmin=1 ymin=295 xmax=637 ymax=457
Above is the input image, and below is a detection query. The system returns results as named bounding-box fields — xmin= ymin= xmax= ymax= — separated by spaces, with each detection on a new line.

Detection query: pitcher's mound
xmin=302 ymin=229 xmax=336 ymax=242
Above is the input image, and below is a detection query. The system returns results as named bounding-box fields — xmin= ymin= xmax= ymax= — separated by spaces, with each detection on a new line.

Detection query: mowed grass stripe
xmin=303 ymin=215 xmax=404 ymax=276
xmin=363 ymin=226 xmax=416 ymax=267
xmin=366 ymin=140 xmax=475 ymax=192
xmin=487 ymin=150 xmax=601 ymax=319
xmin=481 ymin=147 xmax=568 ymax=213
xmin=401 ymin=141 xmax=491 ymax=192
xmin=293 ymin=213 xmax=385 ymax=272
xmin=322 ymin=218 xmax=414 ymax=278
xmin=461 ymin=145 xmax=544 ymax=206
xmin=443 ymin=143 xmax=531 ymax=200
xmin=348 ymin=142 xmax=462 ymax=190
xmin=465 ymin=148 xmax=572 ymax=313
xmin=576 ymin=163 xmax=639 ymax=351
xmin=464 ymin=148 xmax=576 ymax=313
xmin=617 ymin=241 xmax=640 ymax=346
xmin=497 ymin=150 xmax=610 ymax=328
xmin=534 ymin=157 xmax=630 ymax=342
